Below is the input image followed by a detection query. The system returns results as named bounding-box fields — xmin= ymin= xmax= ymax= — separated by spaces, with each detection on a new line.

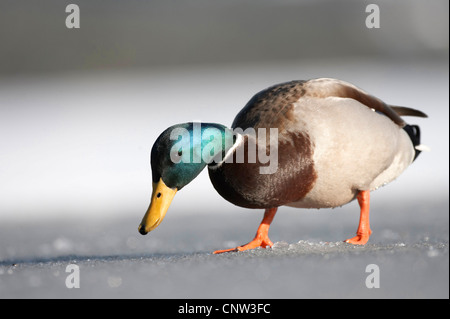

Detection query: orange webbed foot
xmin=213 ymin=208 xmax=277 ymax=254
xmin=345 ymin=230 xmax=372 ymax=245
xmin=213 ymin=235 xmax=273 ymax=254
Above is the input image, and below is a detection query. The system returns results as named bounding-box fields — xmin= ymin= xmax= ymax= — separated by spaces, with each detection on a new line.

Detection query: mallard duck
xmin=138 ymin=78 xmax=427 ymax=253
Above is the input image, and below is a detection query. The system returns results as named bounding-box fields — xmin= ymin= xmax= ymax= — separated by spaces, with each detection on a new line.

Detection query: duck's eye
xmin=156 ymin=192 xmax=162 ymax=198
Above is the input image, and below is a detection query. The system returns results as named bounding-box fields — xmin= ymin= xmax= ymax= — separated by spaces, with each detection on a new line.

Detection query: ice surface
xmin=0 ymin=59 xmax=448 ymax=298
xmin=0 ymin=199 xmax=448 ymax=299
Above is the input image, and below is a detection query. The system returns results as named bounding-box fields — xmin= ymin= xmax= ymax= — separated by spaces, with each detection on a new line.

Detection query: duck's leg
xmin=213 ymin=207 xmax=277 ymax=254
xmin=345 ymin=190 xmax=372 ymax=245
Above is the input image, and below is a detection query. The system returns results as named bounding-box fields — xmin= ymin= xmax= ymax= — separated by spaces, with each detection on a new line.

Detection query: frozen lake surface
xmin=0 ymin=200 xmax=448 ymax=299
xmin=0 ymin=59 xmax=448 ymax=299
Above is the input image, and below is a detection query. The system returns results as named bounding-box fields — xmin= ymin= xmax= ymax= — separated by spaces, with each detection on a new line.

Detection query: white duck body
xmin=213 ymin=77 xmax=426 ymax=211
xmin=287 ymin=93 xmax=415 ymax=209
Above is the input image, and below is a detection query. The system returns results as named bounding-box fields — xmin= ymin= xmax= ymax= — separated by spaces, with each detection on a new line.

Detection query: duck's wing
xmin=232 ymin=78 xmax=427 ymax=131
xmin=301 ymin=78 xmax=428 ymax=127
xmin=232 ymin=80 xmax=306 ymax=131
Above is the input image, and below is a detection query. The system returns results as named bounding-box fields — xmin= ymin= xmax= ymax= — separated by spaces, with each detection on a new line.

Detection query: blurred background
xmin=0 ymin=0 xmax=448 ymax=225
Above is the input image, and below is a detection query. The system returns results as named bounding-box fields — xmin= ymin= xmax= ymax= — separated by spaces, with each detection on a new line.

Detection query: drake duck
xmin=138 ymin=78 xmax=427 ymax=253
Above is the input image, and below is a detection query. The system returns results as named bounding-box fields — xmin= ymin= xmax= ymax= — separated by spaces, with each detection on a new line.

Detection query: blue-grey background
xmin=0 ymin=0 xmax=448 ymax=299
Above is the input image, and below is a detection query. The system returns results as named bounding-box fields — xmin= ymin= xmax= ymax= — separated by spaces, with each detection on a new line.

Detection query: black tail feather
xmin=403 ymin=124 xmax=421 ymax=161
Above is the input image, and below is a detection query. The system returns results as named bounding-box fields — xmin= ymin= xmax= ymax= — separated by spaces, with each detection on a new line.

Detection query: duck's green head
xmin=138 ymin=122 xmax=235 ymax=235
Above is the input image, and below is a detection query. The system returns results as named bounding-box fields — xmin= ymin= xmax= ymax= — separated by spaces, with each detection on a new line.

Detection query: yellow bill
xmin=138 ymin=178 xmax=177 ymax=235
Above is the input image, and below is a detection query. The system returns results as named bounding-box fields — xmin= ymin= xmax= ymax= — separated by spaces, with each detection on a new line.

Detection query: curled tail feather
xmin=391 ymin=106 xmax=428 ymax=118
